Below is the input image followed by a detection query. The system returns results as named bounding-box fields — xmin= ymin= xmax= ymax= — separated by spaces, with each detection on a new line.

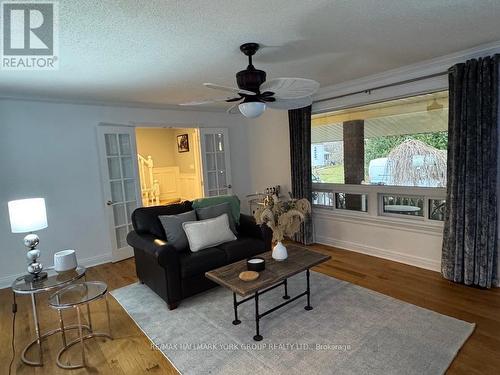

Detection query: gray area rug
xmin=111 ymin=271 xmax=474 ymax=375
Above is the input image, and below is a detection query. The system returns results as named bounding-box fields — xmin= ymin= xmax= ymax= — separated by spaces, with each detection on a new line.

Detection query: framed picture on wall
xmin=177 ymin=134 xmax=189 ymax=153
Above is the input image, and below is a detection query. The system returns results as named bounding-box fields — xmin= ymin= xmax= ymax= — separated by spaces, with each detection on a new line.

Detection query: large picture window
xmin=311 ymin=91 xmax=448 ymax=188
xmin=312 ymin=91 xmax=448 ymax=223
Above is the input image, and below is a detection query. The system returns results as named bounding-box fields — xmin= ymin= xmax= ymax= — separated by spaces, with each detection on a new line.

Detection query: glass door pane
xmin=201 ymin=129 xmax=232 ymax=198
xmin=99 ymin=126 xmax=139 ymax=262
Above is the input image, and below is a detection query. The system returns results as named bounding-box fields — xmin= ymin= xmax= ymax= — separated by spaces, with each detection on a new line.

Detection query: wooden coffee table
xmin=205 ymin=245 xmax=330 ymax=341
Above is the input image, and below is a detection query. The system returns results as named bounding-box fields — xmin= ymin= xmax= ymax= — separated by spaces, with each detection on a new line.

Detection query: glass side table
xmin=49 ymin=281 xmax=112 ymax=369
xmin=11 ymin=266 xmax=87 ymax=366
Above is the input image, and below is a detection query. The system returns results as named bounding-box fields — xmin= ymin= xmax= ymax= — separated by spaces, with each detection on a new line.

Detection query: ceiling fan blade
xmin=179 ymin=96 xmax=240 ymax=106
xmin=261 ymin=96 xmax=276 ymax=102
xmin=266 ymin=96 xmax=313 ymax=110
xmin=260 ymin=91 xmax=275 ymax=97
xmin=203 ymin=83 xmax=256 ymax=96
xmin=226 ymin=96 xmax=243 ymax=102
xmin=260 ymin=78 xmax=320 ymax=99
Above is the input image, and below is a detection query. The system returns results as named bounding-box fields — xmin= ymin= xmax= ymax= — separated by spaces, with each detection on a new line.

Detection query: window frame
xmin=311 ymin=88 xmax=448 ymax=230
xmin=378 ymin=193 xmax=425 ymax=220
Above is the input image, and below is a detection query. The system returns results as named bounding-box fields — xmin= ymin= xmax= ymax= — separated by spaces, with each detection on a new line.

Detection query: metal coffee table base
xmin=232 ymin=269 xmax=313 ymax=341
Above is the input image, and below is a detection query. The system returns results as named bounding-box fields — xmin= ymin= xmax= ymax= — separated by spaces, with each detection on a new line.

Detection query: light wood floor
xmin=1 ymin=244 xmax=499 ymax=375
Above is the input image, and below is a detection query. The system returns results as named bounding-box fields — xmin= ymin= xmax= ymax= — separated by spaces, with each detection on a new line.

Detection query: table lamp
xmin=8 ymin=198 xmax=48 ymax=281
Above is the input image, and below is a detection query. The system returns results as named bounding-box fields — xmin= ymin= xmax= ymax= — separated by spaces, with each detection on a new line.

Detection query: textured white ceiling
xmin=1 ymin=0 xmax=500 ymax=108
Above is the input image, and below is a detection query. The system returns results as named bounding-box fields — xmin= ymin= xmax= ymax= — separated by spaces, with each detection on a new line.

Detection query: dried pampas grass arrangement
xmin=253 ymin=196 xmax=311 ymax=243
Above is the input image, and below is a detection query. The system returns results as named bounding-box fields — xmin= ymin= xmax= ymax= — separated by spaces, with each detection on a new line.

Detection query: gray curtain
xmin=288 ymin=106 xmax=313 ymax=245
xmin=442 ymin=55 xmax=499 ymax=288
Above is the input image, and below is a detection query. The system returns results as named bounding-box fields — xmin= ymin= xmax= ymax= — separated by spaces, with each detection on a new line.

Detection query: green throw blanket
xmin=192 ymin=195 xmax=241 ymax=224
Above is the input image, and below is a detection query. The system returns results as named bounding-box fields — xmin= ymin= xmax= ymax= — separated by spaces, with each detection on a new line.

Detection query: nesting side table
xmin=11 ymin=266 xmax=87 ymax=366
xmin=49 ymin=281 xmax=112 ymax=369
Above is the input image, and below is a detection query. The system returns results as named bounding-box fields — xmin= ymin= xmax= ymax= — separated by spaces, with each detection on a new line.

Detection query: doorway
xmin=135 ymin=127 xmax=204 ymax=206
xmin=98 ymin=125 xmax=233 ymax=262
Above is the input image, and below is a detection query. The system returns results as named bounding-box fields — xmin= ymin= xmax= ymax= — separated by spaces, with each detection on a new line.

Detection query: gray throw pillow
xmin=158 ymin=210 xmax=197 ymax=251
xmin=196 ymin=202 xmax=238 ymax=235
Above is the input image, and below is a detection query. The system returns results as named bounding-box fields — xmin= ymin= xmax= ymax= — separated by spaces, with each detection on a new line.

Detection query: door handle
xmin=106 ymin=200 xmax=114 ymax=206
xmin=226 ymin=184 xmax=232 ymax=189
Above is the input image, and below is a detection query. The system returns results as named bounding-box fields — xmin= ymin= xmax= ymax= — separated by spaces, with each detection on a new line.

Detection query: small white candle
xmin=248 ymin=258 xmax=264 ymax=264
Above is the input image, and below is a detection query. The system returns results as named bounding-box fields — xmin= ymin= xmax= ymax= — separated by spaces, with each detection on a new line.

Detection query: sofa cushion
xmin=217 ymin=236 xmax=267 ymax=263
xmin=195 ymin=202 xmax=237 ymax=235
xmin=158 ymin=210 xmax=196 ymax=251
xmin=183 ymin=214 xmax=237 ymax=252
xmin=132 ymin=201 xmax=193 ymax=239
xmin=192 ymin=195 xmax=241 ymax=224
xmin=179 ymin=247 xmax=227 ymax=278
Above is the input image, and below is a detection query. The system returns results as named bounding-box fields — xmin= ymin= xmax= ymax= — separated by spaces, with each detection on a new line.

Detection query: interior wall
xmin=172 ymin=128 xmax=197 ymax=173
xmin=239 ymin=109 xmax=292 ymax=213
xmin=0 ymin=99 xmax=254 ymax=286
xmin=135 ymin=128 xmax=176 ymax=167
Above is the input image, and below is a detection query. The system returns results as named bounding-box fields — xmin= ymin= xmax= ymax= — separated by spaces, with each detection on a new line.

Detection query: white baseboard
xmin=315 ymin=235 xmax=441 ymax=272
xmin=0 ymin=252 xmax=113 ymax=290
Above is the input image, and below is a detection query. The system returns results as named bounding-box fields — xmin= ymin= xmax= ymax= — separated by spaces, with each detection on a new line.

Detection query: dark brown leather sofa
xmin=126 ymin=201 xmax=272 ymax=310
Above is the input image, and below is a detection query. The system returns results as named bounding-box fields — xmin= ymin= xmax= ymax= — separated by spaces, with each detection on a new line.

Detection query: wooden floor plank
xmin=0 ymin=243 xmax=498 ymax=374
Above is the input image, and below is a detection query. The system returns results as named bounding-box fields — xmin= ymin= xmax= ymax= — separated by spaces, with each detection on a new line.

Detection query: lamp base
xmin=24 ymin=272 xmax=48 ymax=283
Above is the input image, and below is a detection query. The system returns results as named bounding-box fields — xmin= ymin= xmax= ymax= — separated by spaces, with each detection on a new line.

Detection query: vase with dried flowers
xmin=253 ymin=195 xmax=311 ymax=261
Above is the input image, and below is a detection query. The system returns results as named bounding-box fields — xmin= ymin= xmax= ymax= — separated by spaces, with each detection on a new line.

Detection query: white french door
xmin=200 ymin=128 xmax=233 ymax=197
xmin=97 ymin=125 xmax=141 ymax=262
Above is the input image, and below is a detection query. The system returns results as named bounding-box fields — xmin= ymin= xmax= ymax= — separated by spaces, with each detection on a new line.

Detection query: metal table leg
xmin=232 ymin=292 xmax=241 ymax=325
xmin=76 ymin=306 xmax=86 ymax=367
xmin=22 ymin=293 xmax=43 ymax=366
xmin=305 ymin=269 xmax=313 ymax=311
xmin=58 ymin=309 xmax=67 ymax=347
xmin=253 ymin=291 xmax=262 ymax=341
xmin=283 ymin=279 xmax=290 ymax=300
xmin=86 ymin=304 xmax=93 ymax=332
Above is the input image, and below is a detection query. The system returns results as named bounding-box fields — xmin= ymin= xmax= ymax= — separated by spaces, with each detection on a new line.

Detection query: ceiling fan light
xmin=238 ymin=102 xmax=266 ymax=118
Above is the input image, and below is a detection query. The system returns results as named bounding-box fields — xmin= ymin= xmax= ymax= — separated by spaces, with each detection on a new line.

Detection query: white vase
xmin=272 ymin=241 xmax=288 ymax=261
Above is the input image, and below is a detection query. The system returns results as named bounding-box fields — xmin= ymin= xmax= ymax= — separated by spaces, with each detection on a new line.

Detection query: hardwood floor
xmin=1 ymin=244 xmax=499 ymax=374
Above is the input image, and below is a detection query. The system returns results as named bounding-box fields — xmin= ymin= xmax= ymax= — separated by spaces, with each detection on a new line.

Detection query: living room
xmin=0 ymin=1 xmax=499 ymax=374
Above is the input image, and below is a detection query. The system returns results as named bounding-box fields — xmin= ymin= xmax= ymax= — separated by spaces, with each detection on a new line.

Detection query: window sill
xmin=313 ymin=207 xmax=444 ymax=236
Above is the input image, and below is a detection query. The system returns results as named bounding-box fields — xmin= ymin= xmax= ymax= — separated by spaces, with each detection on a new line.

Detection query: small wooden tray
xmin=239 ymin=271 xmax=259 ymax=282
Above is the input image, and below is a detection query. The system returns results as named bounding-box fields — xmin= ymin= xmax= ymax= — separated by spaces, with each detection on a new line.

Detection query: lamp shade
xmin=238 ymin=102 xmax=266 ymax=118
xmin=8 ymin=198 xmax=48 ymax=233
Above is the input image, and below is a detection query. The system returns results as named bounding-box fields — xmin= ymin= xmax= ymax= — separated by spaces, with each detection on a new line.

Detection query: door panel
xmin=200 ymin=128 xmax=233 ymax=197
xmin=97 ymin=125 xmax=141 ymax=262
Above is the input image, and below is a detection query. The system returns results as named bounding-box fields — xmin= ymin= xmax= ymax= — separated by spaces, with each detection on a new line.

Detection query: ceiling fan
xmin=180 ymin=43 xmax=320 ymax=118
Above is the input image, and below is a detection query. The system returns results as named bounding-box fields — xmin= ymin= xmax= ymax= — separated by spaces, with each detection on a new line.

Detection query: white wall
xmin=238 ymin=109 xmax=292 ymax=213
xmin=135 ymin=128 xmax=177 ymax=167
xmin=0 ymin=99 xmax=258 ymax=286
xmin=172 ymin=128 xmax=197 ymax=173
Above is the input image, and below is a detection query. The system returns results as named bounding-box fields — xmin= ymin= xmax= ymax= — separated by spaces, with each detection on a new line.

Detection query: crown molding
xmin=0 ymin=94 xmax=227 ymax=113
xmin=313 ymin=40 xmax=500 ymax=103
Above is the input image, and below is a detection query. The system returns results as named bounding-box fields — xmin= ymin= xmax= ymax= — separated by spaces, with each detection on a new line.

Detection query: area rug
xmin=111 ymin=271 xmax=474 ymax=375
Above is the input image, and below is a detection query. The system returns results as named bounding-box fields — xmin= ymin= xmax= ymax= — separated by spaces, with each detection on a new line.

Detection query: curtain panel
xmin=442 ymin=55 xmax=499 ymax=288
xmin=288 ymin=106 xmax=314 ymax=245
